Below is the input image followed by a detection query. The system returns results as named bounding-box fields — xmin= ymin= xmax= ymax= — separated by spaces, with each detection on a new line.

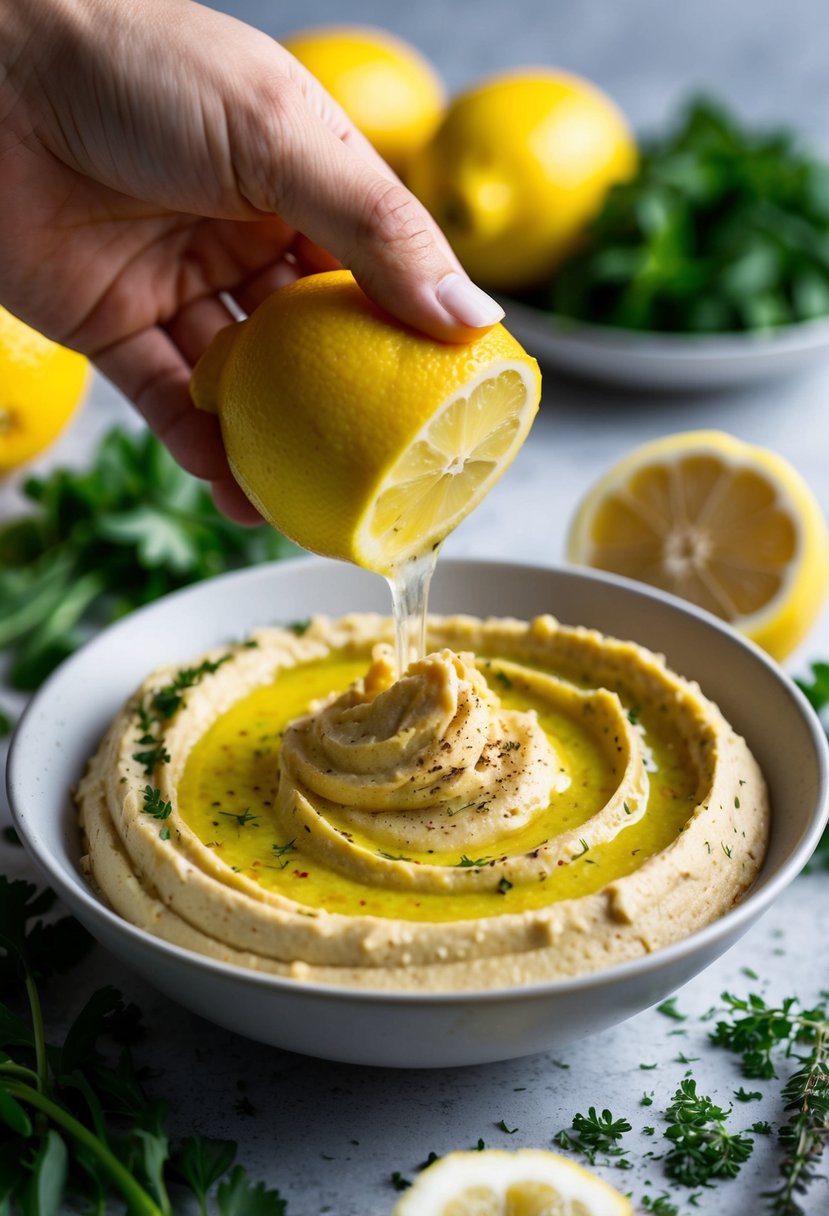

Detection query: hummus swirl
xmin=278 ymin=646 xmax=649 ymax=892
xmin=77 ymin=614 xmax=770 ymax=992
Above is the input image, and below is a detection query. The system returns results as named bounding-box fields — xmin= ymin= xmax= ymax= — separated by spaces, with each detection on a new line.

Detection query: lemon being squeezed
xmin=190 ymin=270 xmax=540 ymax=577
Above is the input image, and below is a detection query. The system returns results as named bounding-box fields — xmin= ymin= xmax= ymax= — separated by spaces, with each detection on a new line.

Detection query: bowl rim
xmin=500 ymin=295 xmax=829 ymax=358
xmin=7 ymin=555 xmax=829 ymax=1007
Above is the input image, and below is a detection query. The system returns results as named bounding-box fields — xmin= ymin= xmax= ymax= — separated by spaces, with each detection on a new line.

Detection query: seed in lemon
xmin=408 ymin=69 xmax=636 ymax=292
xmin=567 ymin=430 xmax=829 ymax=661
xmin=282 ymin=25 xmax=445 ymax=175
xmin=392 ymin=1148 xmax=632 ymax=1216
xmin=190 ymin=270 xmax=540 ymax=575
xmin=0 ymin=307 xmax=89 ymax=472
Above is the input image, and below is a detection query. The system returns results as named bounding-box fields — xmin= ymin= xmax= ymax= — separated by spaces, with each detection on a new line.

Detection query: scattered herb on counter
xmin=0 ymin=875 xmax=287 ymax=1214
xmin=657 ymin=997 xmax=689 ymax=1023
xmin=641 ymin=1196 xmax=681 ymax=1215
xmin=0 ymin=427 xmax=300 ymax=690
xmin=0 ymin=705 xmax=13 ymax=737
xmin=542 ymin=98 xmax=829 ymax=334
xmin=662 ymin=1077 xmax=754 ymax=1185
xmin=555 ymin=1106 xmax=632 ymax=1167
xmin=710 ymin=990 xmax=829 ymax=1214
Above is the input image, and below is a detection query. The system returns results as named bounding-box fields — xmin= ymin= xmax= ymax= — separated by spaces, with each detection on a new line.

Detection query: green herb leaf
xmin=173 ymin=1136 xmax=237 ymax=1203
xmin=216 ymin=1165 xmax=287 ymax=1215
xmin=0 ymin=428 xmax=300 ymax=689
xmin=663 ymin=1077 xmax=754 ymax=1186
xmin=544 ymin=97 xmax=829 ymax=335
xmin=0 ymin=1089 xmax=33 ymax=1137
xmin=22 ymin=1130 xmax=67 ymax=1216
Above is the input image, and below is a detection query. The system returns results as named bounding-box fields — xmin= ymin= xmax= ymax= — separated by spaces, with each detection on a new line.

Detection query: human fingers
xmin=230 ymin=81 xmax=504 ymax=342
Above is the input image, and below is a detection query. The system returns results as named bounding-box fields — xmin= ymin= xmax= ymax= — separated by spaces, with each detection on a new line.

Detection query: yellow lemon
xmin=567 ymin=430 xmax=829 ymax=661
xmin=282 ymin=25 xmax=445 ymax=175
xmin=0 ymin=307 xmax=89 ymax=472
xmin=408 ymin=69 xmax=636 ymax=292
xmin=191 ymin=271 xmax=540 ymax=575
xmin=392 ymin=1148 xmax=633 ymax=1216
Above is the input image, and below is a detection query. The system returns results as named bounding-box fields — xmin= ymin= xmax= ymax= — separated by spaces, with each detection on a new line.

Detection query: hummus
xmin=76 ymin=614 xmax=769 ymax=991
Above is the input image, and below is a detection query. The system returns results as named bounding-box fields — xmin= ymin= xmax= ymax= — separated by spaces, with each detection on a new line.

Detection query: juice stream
xmin=386 ymin=547 xmax=441 ymax=676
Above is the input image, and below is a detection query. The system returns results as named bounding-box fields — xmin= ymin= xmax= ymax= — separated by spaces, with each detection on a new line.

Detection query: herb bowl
xmin=501 ymin=297 xmax=829 ymax=391
xmin=6 ymin=558 xmax=828 ymax=1067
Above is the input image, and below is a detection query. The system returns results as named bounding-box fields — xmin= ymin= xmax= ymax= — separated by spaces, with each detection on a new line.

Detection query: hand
xmin=0 ymin=0 xmax=503 ymax=521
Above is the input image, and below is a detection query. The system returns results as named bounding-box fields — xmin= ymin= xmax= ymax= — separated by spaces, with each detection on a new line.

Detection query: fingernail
xmin=436 ymin=273 xmax=505 ymax=328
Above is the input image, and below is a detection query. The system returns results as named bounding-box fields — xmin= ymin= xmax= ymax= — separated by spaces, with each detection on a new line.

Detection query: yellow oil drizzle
xmin=177 ymin=653 xmax=698 ymax=922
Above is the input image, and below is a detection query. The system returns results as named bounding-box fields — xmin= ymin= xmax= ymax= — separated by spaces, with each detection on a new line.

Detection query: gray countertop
xmin=3 ymin=2 xmax=829 ymax=1212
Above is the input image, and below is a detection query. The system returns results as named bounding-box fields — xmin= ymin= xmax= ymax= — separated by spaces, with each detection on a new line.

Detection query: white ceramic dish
xmin=500 ymin=295 xmax=829 ymax=391
xmin=7 ymin=558 xmax=828 ymax=1068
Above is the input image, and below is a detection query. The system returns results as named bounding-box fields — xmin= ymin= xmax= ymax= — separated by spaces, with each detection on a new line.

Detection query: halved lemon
xmin=566 ymin=430 xmax=829 ymax=660
xmin=191 ymin=270 xmax=540 ymax=575
xmin=392 ymin=1149 xmax=632 ymax=1216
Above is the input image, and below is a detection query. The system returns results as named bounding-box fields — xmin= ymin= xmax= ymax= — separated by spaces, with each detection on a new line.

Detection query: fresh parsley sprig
xmin=554 ymin=1106 xmax=632 ymax=1167
xmin=0 ymin=876 xmax=287 ymax=1213
xmin=544 ymin=98 xmax=829 ymax=335
xmin=662 ymin=1077 xmax=754 ymax=1186
xmin=0 ymin=427 xmax=299 ymax=690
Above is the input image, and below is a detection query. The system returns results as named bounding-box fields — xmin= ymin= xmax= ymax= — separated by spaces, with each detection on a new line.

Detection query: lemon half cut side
xmin=359 ymin=361 xmax=537 ymax=571
xmin=191 ymin=271 xmax=541 ymax=576
xmin=392 ymin=1148 xmax=633 ymax=1216
xmin=567 ymin=430 xmax=829 ymax=661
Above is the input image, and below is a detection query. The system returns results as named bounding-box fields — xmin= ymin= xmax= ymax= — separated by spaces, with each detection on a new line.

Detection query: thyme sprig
xmin=710 ymin=990 xmax=829 ymax=1214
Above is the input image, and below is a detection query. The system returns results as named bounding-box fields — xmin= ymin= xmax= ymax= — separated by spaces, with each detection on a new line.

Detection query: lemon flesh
xmin=191 ymin=271 xmax=541 ymax=575
xmin=282 ymin=25 xmax=445 ymax=174
xmin=0 ymin=307 xmax=89 ymax=471
xmin=392 ymin=1149 xmax=632 ymax=1216
xmin=408 ymin=70 xmax=636 ymax=291
xmin=567 ymin=430 xmax=829 ymax=660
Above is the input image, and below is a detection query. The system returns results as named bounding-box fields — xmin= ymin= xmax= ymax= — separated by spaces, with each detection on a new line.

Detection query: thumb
xmin=232 ymin=81 xmax=505 ymax=341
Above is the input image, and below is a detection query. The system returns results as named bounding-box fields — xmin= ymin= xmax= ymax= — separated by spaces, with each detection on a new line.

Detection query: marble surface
xmin=3 ymin=1 xmax=829 ymax=1212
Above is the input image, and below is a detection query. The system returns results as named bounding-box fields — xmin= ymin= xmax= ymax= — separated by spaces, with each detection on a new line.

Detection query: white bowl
xmin=500 ymin=296 xmax=829 ymax=391
xmin=7 ymin=558 xmax=828 ymax=1067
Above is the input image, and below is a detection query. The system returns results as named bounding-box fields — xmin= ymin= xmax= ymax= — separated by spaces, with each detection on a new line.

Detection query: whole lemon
xmin=190 ymin=271 xmax=540 ymax=576
xmin=282 ymin=25 xmax=445 ymax=176
xmin=408 ymin=69 xmax=637 ymax=292
xmin=0 ymin=307 xmax=90 ymax=472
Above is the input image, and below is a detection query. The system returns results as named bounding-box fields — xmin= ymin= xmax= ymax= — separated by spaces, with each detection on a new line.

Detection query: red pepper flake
xmin=292 ymin=869 xmax=309 ymax=878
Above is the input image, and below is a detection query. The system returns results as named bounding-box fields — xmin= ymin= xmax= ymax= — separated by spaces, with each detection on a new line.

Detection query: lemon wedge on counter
xmin=392 ymin=1148 xmax=632 ymax=1216
xmin=191 ymin=270 xmax=540 ymax=575
xmin=566 ymin=430 xmax=829 ymax=660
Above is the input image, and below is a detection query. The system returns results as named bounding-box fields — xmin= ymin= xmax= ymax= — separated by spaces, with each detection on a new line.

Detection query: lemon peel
xmin=392 ymin=1148 xmax=633 ymax=1216
xmin=191 ymin=270 xmax=540 ymax=575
